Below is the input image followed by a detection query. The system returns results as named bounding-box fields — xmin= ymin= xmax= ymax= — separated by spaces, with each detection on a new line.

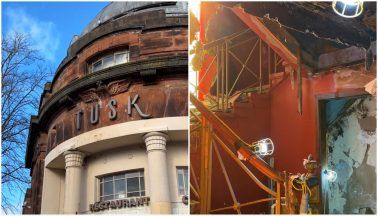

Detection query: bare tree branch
xmin=1 ymin=32 xmax=51 ymax=214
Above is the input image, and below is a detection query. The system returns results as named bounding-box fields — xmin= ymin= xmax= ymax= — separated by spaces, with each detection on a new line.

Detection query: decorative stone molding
xmin=78 ymin=79 xmax=132 ymax=103
xmin=79 ymin=88 xmax=99 ymax=103
xmin=143 ymin=132 xmax=168 ymax=152
xmin=107 ymin=79 xmax=131 ymax=95
xmin=63 ymin=151 xmax=85 ymax=168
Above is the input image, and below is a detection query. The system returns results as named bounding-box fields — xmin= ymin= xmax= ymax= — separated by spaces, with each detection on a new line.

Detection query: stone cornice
xmin=51 ymin=9 xmax=188 ymax=87
xmin=26 ymin=55 xmax=187 ymax=168
xmin=39 ymin=55 xmax=187 ymax=127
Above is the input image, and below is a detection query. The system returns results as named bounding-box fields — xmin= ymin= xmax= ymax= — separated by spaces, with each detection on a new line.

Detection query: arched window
xmin=90 ymin=50 xmax=130 ymax=73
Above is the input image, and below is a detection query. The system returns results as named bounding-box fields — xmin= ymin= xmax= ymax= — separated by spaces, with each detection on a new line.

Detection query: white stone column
xmin=144 ymin=132 xmax=172 ymax=214
xmin=63 ymin=151 xmax=85 ymax=214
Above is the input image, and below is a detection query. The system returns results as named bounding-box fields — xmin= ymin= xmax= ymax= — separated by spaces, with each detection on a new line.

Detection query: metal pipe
xmin=276 ymin=183 xmax=281 ymax=214
xmin=228 ymin=39 xmax=259 ymax=95
xmin=229 ymin=50 xmax=258 ymax=79
xmin=221 ymin=44 xmax=225 ymax=111
xmin=216 ymin=46 xmax=220 ymax=110
xmin=225 ymin=41 xmax=229 ymax=110
xmin=199 ymin=119 xmax=212 ymax=213
xmin=190 ymin=163 xmax=200 ymax=192
xmin=274 ymin=52 xmax=277 ymax=74
xmin=229 ymin=36 xmax=257 ymax=49
xmin=213 ymin=142 xmax=241 ymax=214
xmin=198 ymin=56 xmax=216 ymax=84
xmin=190 ymin=184 xmax=200 ymax=199
xmin=268 ymin=46 xmax=271 ymax=87
xmin=259 ymin=38 xmax=262 ymax=94
xmin=203 ymin=28 xmax=250 ymax=50
xmin=297 ymin=47 xmax=302 ymax=115
xmin=213 ymin=133 xmax=277 ymax=197
xmin=190 ymin=93 xmax=284 ymax=183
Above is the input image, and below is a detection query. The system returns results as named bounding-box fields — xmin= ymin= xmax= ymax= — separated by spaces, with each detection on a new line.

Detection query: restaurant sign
xmin=89 ymin=196 xmax=150 ymax=212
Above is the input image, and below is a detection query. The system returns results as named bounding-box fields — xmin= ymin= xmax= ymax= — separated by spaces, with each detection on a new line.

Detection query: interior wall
xmin=270 ymin=73 xmax=335 ymax=173
xmin=326 ymin=96 xmax=376 ymax=214
xmin=202 ymin=93 xmax=271 ymax=213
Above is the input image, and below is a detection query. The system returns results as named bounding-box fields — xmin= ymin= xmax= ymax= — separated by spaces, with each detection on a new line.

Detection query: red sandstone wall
xmin=51 ymin=29 xmax=188 ymax=95
xmin=46 ymin=77 xmax=188 ymax=153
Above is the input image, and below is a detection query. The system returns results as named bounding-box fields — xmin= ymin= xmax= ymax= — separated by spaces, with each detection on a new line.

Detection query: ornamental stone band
xmin=63 ymin=151 xmax=85 ymax=168
xmin=144 ymin=132 xmax=168 ymax=152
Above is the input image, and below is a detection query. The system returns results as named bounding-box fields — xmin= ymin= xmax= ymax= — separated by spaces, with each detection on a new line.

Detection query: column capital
xmin=143 ymin=132 xmax=168 ymax=152
xmin=63 ymin=151 xmax=85 ymax=168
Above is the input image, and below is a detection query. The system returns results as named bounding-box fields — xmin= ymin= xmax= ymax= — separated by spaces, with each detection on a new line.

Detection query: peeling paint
xmin=326 ymin=96 xmax=376 ymax=214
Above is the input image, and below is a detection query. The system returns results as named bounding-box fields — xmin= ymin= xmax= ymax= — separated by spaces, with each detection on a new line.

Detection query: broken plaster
xmin=326 ymin=96 xmax=376 ymax=214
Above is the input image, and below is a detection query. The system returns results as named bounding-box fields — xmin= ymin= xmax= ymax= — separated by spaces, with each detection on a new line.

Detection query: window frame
xmin=97 ymin=169 xmax=145 ymax=202
xmin=176 ymin=166 xmax=188 ymax=197
xmin=90 ymin=50 xmax=130 ymax=73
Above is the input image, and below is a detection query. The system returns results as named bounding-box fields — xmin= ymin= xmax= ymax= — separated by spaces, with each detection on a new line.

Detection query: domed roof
xmin=80 ymin=1 xmax=188 ymax=37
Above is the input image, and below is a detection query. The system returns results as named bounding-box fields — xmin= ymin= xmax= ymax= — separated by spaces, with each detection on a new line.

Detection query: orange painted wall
xmin=269 ymin=73 xmax=335 ymax=173
xmin=212 ymin=93 xmax=272 ymax=213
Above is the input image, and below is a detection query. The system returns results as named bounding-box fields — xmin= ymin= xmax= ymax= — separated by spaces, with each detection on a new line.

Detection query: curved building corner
xmin=22 ymin=2 xmax=188 ymax=214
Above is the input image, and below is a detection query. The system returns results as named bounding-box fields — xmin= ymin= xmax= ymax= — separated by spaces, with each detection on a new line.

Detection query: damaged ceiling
xmin=205 ymin=1 xmax=376 ymax=71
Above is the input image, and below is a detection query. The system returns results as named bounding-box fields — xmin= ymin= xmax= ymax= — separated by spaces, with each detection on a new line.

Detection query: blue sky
xmin=2 ymin=1 xmax=109 ymax=69
xmin=1 ymin=2 xmax=109 ymax=213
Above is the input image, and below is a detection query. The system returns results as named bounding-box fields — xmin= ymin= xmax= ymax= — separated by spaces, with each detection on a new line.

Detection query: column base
xmin=150 ymin=202 xmax=172 ymax=214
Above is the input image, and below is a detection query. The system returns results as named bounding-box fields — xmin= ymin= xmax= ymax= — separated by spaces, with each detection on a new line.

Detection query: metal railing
xmin=190 ymin=93 xmax=289 ymax=214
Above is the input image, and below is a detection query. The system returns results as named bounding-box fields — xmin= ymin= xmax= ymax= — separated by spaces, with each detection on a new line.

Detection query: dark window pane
xmin=92 ymin=60 xmax=102 ymax=72
xmin=104 ymin=176 xmax=113 ymax=182
xmin=114 ymin=174 xmax=125 ymax=180
xmin=140 ymin=177 xmax=145 ymax=190
xmin=115 ymin=53 xmax=127 ymax=65
xmin=102 ymin=55 xmax=114 ymax=69
xmin=177 ymin=167 xmax=188 ymax=196
xmin=104 ymin=181 xmax=113 ymax=196
xmin=125 ymin=172 xmax=139 ymax=178
xmin=115 ymin=179 xmax=126 ymax=194
xmin=127 ymin=177 xmax=140 ymax=192
xmin=100 ymin=183 xmax=103 ymax=196
xmin=127 ymin=192 xmax=140 ymax=197
xmin=104 ymin=195 xmax=113 ymax=201
xmin=99 ymin=170 xmax=144 ymax=201
xmin=115 ymin=193 xmax=126 ymax=199
xmin=178 ymin=173 xmax=184 ymax=192
xmin=184 ymin=168 xmax=188 ymax=194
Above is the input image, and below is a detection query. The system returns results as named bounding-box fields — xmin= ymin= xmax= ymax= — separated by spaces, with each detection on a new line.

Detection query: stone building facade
xmin=22 ymin=2 xmax=188 ymax=214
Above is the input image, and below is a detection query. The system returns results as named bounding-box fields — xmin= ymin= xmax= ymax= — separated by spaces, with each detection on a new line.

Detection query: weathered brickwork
xmin=46 ymin=77 xmax=188 ymax=153
xmin=51 ymin=29 xmax=187 ymax=95
xmin=23 ymin=2 xmax=188 ymax=214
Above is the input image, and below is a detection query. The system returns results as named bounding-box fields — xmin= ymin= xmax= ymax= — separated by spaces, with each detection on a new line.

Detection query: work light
xmin=248 ymin=138 xmax=274 ymax=157
xmin=332 ymin=1 xmax=363 ymax=18
xmin=324 ymin=169 xmax=338 ymax=182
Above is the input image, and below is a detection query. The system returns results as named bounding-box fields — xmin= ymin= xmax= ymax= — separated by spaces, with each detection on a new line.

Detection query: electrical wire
xmin=261 ymin=13 xmax=352 ymax=47
xmin=290 ymin=177 xmax=312 ymax=198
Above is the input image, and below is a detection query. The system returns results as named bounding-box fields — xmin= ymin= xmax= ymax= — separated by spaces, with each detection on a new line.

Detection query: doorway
xmin=318 ymin=95 xmax=376 ymax=214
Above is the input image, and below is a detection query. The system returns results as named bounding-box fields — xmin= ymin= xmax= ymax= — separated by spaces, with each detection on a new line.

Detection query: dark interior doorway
xmin=318 ymin=94 xmax=376 ymax=214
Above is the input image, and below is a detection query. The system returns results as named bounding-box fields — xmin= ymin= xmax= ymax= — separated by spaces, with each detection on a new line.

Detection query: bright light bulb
xmin=250 ymin=138 xmax=274 ymax=157
xmin=260 ymin=142 xmax=268 ymax=154
xmin=332 ymin=0 xmax=363 ymax=18
xmin=342 ymin=1 xmax=359 ymax=6
xmin=324 ymin=169 xmax=338 ymax=182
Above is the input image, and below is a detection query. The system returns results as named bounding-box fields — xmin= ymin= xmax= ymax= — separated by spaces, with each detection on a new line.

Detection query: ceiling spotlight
xmin=248 ymin=138 xmax=274 ymax=157
xmin=332 ymin=1 xmax=364 ymax=18
xmin=324 ymin=169 xmax=338 ymax=182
